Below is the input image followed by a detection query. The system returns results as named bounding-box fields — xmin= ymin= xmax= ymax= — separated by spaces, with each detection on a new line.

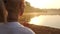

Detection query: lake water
xmin=29 ymin=15 xmax=60 ymax=29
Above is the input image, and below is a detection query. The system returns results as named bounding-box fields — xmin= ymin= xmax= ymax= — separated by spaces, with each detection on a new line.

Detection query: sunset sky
xmin=25 ymin=0 xmax=60 ymax=9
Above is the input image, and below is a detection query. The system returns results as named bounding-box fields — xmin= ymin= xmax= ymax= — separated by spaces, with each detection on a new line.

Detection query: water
xmin=29 ymin=15 xmax=60 ymax=29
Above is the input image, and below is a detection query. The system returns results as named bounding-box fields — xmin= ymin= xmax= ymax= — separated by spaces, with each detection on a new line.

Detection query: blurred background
xmin=19 ymin=0 xmax=60 ymax=34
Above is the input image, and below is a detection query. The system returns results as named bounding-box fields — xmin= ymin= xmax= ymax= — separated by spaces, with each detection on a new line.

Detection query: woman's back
xmin=0 ymin=22 xmax=35 ymax=34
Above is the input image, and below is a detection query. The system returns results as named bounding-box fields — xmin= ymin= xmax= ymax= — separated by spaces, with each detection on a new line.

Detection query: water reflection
xmin=29 ymin=15 xmax=60 ymax=28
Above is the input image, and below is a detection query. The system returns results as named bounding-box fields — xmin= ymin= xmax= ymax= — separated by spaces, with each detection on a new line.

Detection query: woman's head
xmin=0 ymin=0 xmax=24 ymax=22
xmin=4 ymin=0 xmax=25 ymax=22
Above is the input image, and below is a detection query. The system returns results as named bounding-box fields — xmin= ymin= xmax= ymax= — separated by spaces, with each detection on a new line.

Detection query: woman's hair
xmin=0 ymin=0 xmax=7 ymax=23
xmin=0 ymin=0 xmax=24 ymax=22
xmin=4 ymin=0 xmax=24 ymax=22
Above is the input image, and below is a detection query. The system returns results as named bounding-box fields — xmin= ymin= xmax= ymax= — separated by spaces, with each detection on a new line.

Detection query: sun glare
xmin=29 ymin=15 xmax=60 ymax=28
xmin=29 ymin=17 xmax=40 ymax=25
xmin=29 ymin=16 xmax=45 ymax=25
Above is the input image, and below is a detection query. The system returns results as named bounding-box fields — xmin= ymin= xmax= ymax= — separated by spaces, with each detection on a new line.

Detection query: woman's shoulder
xmin=10 ymin=26 xmax=35 ymax=34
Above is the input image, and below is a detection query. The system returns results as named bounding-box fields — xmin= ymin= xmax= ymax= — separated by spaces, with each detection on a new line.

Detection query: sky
xmin=25 ymin=0 xmax=60 ymax=9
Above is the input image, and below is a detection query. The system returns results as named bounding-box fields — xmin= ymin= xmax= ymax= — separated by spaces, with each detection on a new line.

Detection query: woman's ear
xmin=19 ymin=0 xmax=24 ymax=16
xmin=19 ymin=11 xmax=24 ymax=16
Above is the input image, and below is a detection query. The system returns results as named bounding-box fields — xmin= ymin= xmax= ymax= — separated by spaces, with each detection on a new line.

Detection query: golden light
xmin=29 ymin=15 xmax=60 ymax=28
xmin=29 ymin=16 xmax=45 ymax=25
xmin=29 ymin=17 xmax=40 ymax=25
xmin=25 ymin=0 xmax=60 ymax=9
